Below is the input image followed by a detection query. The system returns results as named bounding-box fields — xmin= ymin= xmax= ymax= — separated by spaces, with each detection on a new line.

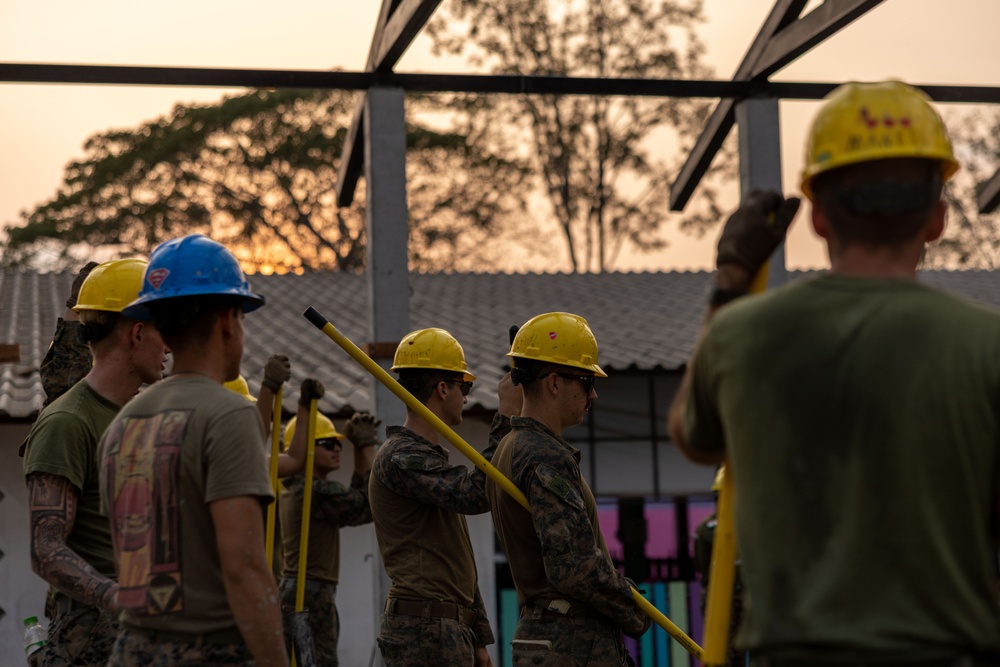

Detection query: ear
xmin=126 ymin=321 xmax=145 ymax=347
xmin=925 ymin=200 xmax=947 ymax=242
xmin=810 ymin=203 xmax=830 ymax=240
xmin=218 ymin=306 xmax=239 ymax=339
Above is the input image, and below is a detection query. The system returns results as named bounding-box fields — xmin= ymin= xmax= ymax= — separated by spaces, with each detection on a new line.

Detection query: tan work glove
xmin=344 ymin=412 xmax=380 ymax=448
xmin=298 ymin=378 xmax=325 ymax=406
xmin=262 ymin=354 xmax=291 ymax=393
xmin=716 ymin=190 xmax=800 ymax=277
xmin=66 ymin=261 xmax=100 ymax=309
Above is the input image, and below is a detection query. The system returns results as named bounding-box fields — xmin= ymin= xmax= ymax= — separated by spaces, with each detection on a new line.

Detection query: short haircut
xmin=397 ymin=369 xmax=464 ymax=404
xmin=78 ymin=310 xmax=129 ymax=346
xmin=811 ymin=157 xmax=943 ymax=246
xmin=146 ymin=295 xmax=243 ymax=352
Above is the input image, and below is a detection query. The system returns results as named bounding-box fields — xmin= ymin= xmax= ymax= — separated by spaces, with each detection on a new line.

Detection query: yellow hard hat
xmin=711 ymin=466 xmax=725 ymax=492
xmin=391 ymin=328 xmax=476 ymax=382
xmin=800 ymin=80 xmax=959 ymax=200
xmin=73 ymin=259 xmax=148 ymax=313
xmin=223 ymin=375 xmax=256 ymax=402
xmin=284 ymin=413 xmax=343 ymax=446
xmin=507 ymin=312 xmax=607 ymax=378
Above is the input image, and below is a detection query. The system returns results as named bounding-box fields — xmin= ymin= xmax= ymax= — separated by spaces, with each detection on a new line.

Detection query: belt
xmin=125 ymin=625 xmax=245 ymax=646
xmin=280 ymin=578 xmax=337 ymax=594
xmin=385 ymin=597 xmax=477 ymax=626
xmin=523 ymin=598 xmax=602 ymax=622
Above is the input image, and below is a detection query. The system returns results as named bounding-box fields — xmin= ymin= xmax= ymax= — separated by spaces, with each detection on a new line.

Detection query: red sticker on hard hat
xmin=549 ymin=331 xmax=557 ymax=340
xmin=147 ymin=268 xmax=170 ymax=289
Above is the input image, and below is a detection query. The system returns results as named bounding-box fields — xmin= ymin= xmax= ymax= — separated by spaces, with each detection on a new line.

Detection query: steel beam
xmin=340 ymin=0 xmax=442 ymax=207
xmin=978 ymin=168 xmax=1000 ymax=214
xmin=669 ymin=0 xmax=808 ymax=212
xmin=670 ymin=0 xmax=887 ymax=211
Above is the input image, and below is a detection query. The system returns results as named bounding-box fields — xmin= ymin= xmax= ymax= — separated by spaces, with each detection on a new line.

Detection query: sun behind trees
xmin=2 ymin=88 xmax=531 ymax=273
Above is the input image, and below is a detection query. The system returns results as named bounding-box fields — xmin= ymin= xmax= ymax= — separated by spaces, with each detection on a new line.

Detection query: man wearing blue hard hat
xmin=98 ymin=234 xmax=289 ymax=667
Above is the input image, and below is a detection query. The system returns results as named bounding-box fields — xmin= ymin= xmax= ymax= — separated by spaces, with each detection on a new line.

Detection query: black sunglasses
xmin=556 ymin=372 xmax=596 ymax=394
xmin=316 ymin=438 xmax=342 ymax=451
xmin=446 ymin=380 xmax=474 ymax=396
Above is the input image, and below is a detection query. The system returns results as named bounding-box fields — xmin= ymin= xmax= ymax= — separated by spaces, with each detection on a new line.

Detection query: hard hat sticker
xmin=549 ymin=331 xmax=557 ymax=340
xmin=147 ymin=268 xmax=170 ymax=289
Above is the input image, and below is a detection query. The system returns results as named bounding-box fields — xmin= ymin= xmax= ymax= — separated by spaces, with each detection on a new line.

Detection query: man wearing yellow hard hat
xmin=22 ymin=258 xmax=169 ymax=667
xmin=488 ymin=312 xmax=650 ymax=666
xmin=278 ymin=406 xmax=377 ymax=666
xmin=670 ymin=81 xmax=1000 ymax=663
xmin=370 ymin=328 xmax=522 ymax=667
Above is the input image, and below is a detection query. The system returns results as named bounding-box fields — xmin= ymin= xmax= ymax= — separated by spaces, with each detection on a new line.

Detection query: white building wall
xmin=0 ymin=423 xmax=49 ymax=666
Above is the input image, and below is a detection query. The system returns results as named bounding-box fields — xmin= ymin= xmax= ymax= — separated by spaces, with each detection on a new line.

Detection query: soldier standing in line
xmin=99 ymin=234 xmax=287 ymax=666
xmin=22 ymin=258 xmax=169 ymax=666
xmin=370 ymin=327 xmax=522 ymax=667
xmin=278 ymin=401 xmax=378 ymax=666
xmin=488 ymin=312 xmax=650 ymax=667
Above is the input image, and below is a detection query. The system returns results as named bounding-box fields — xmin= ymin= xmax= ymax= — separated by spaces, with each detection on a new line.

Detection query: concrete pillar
xmin=736 ymin=97 xmax=787 ymax=288
xmin=363 ymin=86 xmax=410 ymax=666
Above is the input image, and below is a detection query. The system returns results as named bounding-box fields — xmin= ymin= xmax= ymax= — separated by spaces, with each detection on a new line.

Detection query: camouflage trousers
xmin=279 ymin=578 xmax=339 ymax=667
xmin=511 ymin=607 xmax=630 ymax=667
xmin=377 ymin=608 xmax=478 ymax=666
xmin=108 ymin=627 xmax=254 ymax=666
xmin=28 ymin=606 xmax=120 ymax=667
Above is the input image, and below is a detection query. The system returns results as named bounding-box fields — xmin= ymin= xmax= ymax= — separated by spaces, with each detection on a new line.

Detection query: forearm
xmin=471 ymin=587 xmax=495 ymax=646
xmin=32 ymin=535 xmax=118 ymax=611
xmin=276 ymin=402 xmax=310 ymax=477
xmin=257 ymin=385 xmax=276 ymax=437
xmin=546 ymin=548 xmax=644 ymax=632
xmin=223 ymin=565 xmax=289 ymax=666
xmin=353 ymin=444 xmax=375 ymax=476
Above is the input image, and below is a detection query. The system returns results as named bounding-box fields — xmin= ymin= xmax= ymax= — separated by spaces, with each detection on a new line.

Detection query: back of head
xmin=800 ymin=80 xmax=959 ymax=246
xmin=391 ymin=328 xmax=475 ymax=403
xmin=507 ymin=312 xmax=607 ymax=389
xmin=74 ymin=258 xmax=148 ymax=345
xmin=122 ymin=234 xmax=265 ymax=351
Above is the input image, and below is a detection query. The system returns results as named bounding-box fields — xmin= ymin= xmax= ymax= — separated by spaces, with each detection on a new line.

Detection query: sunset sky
xmin=1 ymin=0 xmax=998 ymax=270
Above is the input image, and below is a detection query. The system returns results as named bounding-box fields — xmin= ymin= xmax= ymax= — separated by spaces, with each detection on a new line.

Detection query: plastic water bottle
xmin=23 ymin=616 xmax=48 ymax=660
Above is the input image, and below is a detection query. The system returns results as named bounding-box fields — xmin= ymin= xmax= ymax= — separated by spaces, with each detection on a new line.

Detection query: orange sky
xmin=1 ymin=0 xmax=998 ymax=271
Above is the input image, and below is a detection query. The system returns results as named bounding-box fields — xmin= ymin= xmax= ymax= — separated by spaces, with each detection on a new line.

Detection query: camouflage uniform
xmin=488 ymin=417 xmax=650 ymax=667
xmin=370 ymin=413 xmax=511 ymax=666
xmin=28 ymin=603 xmax=120 ymax=667
xmin=279 ymin=471 xmax=373 ymax=666
xmin=108 ymin=627 xmax=252 ymax=666
xmin=40 ymin=319 xmax=92 ymax=407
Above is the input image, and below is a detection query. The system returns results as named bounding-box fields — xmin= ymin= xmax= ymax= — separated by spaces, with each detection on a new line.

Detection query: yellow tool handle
xmin=265 ymin=386 xmax=283 ymax=569
xmin=703 ymin=254 xmax=770 ymax=664
xmin=295 ymin=400 xmax=318 ymax=613
xmin=303 ymin=308 xmax=528 ymax=510
xmin=303 ymin=307 xmax=704 ymax=660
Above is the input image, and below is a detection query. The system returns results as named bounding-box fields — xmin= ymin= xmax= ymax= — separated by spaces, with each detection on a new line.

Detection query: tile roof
xmin=2 ymin=268 xmax=1000 ymax=420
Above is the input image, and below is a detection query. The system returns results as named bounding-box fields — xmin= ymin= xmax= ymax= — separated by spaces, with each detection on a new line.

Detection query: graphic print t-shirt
xmin=99 ymin=377 xmax=272 ymax=635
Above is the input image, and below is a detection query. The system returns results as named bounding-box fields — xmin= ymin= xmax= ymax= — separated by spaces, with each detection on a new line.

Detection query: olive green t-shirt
xmin=99 ymin=377 xmax=273 ymax=635
xmin=686 ymin=275 xmax=1000 ymax=658
xmin=23 ymin=379 xmax=119 ymax=579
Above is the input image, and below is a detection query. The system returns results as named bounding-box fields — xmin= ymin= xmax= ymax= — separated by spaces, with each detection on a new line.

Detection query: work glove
xmin=66 ymin=261 xmax=100 ymax=309
xmin=262 ymin=354 xmax=291 ymax=393
xmin=716 ymin=190 xmax=800 ymax=275
xmin=298 ymin=378 xmax=325 ymax=406
xmin=344 ymin=411 xmax=380 ymax=448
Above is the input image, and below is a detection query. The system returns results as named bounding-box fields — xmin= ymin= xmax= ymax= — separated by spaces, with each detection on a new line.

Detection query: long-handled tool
xmin=303 ymin=307 xmax=704 ymax=660
xmin=265 ymin=386 xmax=283 ymax=570
xmin=289 ymin=400 xmax=318 ymax=667
xmin=701 ymin=260 xmax=770 ymax=665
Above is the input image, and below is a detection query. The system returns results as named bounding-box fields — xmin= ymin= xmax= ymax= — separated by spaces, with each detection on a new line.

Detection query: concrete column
xmin=736 ymin=97 xmax=787 ymax=288
xmin=363 ymin=86 xmax=410 ymax=666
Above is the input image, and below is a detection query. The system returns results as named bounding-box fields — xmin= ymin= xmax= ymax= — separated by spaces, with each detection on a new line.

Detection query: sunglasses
xmin=556 ymin=372 xmax=596 ymax=394
xmin=446 ymin=380 xmax=474 ymax=396
xmin=316 ymin=438 xmax=342 ymax=451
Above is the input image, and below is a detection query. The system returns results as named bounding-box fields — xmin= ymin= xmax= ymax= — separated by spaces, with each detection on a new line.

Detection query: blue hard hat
xmin=122 ymin=234 xmax=265 ymax=319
